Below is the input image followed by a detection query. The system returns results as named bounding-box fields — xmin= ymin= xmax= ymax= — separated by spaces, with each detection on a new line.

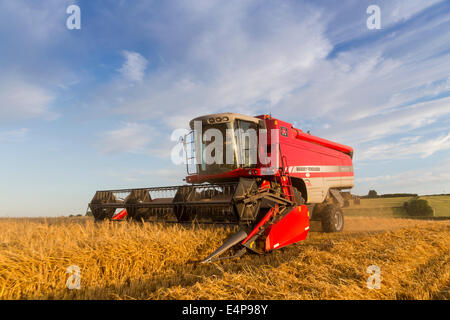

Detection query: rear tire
xmin=321 ymin=204 xmax=344 ymax=232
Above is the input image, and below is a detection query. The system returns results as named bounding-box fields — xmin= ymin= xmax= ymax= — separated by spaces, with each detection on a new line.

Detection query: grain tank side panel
xmin=272 ymin=118 xmax=354 ymax=204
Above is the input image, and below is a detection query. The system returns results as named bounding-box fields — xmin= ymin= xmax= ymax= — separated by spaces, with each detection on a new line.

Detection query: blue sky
xmin=0 ymin=0 xmax=449 ymax=216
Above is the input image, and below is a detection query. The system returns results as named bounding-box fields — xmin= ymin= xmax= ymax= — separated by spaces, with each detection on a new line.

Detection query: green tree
xmin=368 ymin=190 xmax=378 ymax=198
xmin=403 ymin=199 xmax=433 ymax=216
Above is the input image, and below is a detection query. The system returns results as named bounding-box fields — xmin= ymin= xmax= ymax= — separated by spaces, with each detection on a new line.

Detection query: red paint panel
xmin=112 ymin=209 xmax=128 ymax=221
xmin=264 ymin=205 xmax=310 ymax=251
xmin=260 ymin=180 xmax=271 ymax=190
xmin=294 ymin=131 xmax=353 ymax=155
xmin=242 ymin=206 xmax=276 ymax=245
xmin=186 ymin=168 xmax=257 ymax=183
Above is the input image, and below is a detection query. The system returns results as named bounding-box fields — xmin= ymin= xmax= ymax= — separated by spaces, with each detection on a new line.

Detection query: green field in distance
xmin=343 ymin=195 xmax=450 ymax=217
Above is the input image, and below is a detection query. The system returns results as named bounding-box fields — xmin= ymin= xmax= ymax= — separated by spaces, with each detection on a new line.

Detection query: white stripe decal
xmin=289 ymin=165 xmax=353 ymax=173
xmin=274 ymin=243 xmax=279 ymax=248
xmin=305 ymin=226 xmax=309 ymax=231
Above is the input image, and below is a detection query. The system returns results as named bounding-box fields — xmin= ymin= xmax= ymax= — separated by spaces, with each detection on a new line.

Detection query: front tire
xmin=321 ymin=204 xmax=344 ymax=232
xmin=292 ymin=186 xmax=305 ymax=205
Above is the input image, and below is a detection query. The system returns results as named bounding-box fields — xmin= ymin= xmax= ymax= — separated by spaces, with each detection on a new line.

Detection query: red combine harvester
xmin=89 ymin=113 xmax=354 ymax=262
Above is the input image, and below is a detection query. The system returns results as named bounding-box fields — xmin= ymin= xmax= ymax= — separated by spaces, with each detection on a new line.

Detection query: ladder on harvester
xmin=277 ymin=145 xmax=295 ymax=203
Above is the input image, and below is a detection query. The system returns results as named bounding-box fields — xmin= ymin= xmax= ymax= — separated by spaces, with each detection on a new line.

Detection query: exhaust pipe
xmin=201 ymin=230 xmax=248 ymax=263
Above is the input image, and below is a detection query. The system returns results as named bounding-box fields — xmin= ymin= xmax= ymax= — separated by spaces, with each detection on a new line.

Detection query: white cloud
xmin=0 ymin=0 xmax=70 ymax=44
xmin=0 ymin=128 xmax=29 ymax=143
xmin=118 ymin=51 xmax=148 ymax=82
xmin=357 ymin=133 xmax=450 ymax=161
xmin=422 ymin=133 xmax=450 ymax=157
xmin=320 ymin=0 xmax=443 ymax=46
xmin=100 ymin=122 xmax=153 ymax=154
xmin=354 ymin=159 xmax=450 ymax=195
xmin=385 ymin=0 xmax=443 ymax=25
xmin=89 ymin=1 xmax=331 ymax=128
xmin=0 ymin=78 xmax=56 ymax=120
xmin=325 ymin=96 xmax=450 ymax=146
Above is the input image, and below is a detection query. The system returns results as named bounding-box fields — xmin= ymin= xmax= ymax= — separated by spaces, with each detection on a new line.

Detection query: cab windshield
xmin=195 ymin=120 xmax=258 ymax=175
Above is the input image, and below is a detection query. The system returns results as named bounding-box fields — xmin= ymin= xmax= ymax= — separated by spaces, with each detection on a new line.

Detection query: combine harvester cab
xmin=89 ymin=113 xmax=353 ymax=262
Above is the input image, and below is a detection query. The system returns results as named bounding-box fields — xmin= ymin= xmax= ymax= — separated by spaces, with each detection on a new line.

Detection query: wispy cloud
xmin=358 ymin=133 xmax=450 ymax=161
xmin=90 ymin=1 xmax=331 ymax=128
xmin=0 ymin=78 xmax=57 ymax=120
xmin=100 ymin=122 xmax=154 ymax=154
xmin=324 ymin=0 xmax=444 ymax=44
xmin=118 ymin=50 xmax=148 ymax=82
xmin=0 ymin=128 xmax=29 ymax=143
xmin=355 ymin=159 xmax=450 ymax=194
xmin=385 ymin=0 xmax=444 ymax=24
xmin=325 ymin=96 xmax=450 ymax=145
xmin=0 ymin=0 xmax=71 ymax=45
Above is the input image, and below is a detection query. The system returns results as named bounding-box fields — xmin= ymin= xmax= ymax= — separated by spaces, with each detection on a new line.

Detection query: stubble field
xmin=0 ymin=215 xmax=448 ymax=300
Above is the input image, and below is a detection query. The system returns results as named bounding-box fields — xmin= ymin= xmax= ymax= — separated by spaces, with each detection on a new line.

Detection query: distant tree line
xmin=377 ymin=193 xmax=419 ymax=198
xmin=361 ymin=190 xmax=418 ymax=199
xmin=353 ymin=190 xmax=436 ymax=217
